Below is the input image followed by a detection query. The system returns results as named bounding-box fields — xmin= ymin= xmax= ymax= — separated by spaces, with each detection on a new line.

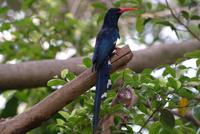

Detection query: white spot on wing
xmin=108 ymin=60 xmax=111 ymax=65
xmin=101 ymin=92 xmax=107 ymax=98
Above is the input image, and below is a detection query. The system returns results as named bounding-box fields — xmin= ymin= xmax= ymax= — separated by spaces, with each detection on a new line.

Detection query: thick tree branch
xmin=127 ymin=39 xmax=200 ymax=72
xmin=0 ymin=40 xmax=200 ymax=90
xmin=0 ymin=46 xmax=133 ymax=134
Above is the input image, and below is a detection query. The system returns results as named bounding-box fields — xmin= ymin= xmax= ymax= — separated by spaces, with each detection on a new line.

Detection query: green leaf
xmin=1 ymin=96 xmax=18 ymax=117
xmin=149 ymin=122 xmax=161 ymax=134
xmin=167 ymin=77 xmax=179 ymax=89
xmin=59 ymin=111 xmax=69 ymax=119
xmin=160 ymin=109 xmax=175 ymax=130
xmin=193 ymin=106 xmax=200 ymax=121
xmin=191 ymin=15 xmax=200 ymax=20
xmin=133 ymin=114 xmax=145 ymax=125
xmin=15 ymin=90 xmax=29 ymax=102
xmin=14 ymin=18 xmax=33 ymax=27
xmin=0 ymin=7 xmax=8 ymax=14
xmin=181 ymin=11 xmax=189 ymax=20
xmin=47 ymin=79 xmax=66 ymax=86
xmin=138 ymin=103 xmax=149 ymax=114
xmin=176 ymin=87 xmax=194 ymax=99
xmin=109 ymin=104 xmax=127 ymax=114
xmin=0 ymin=23 xmax=11 ymax=31
xmin=145 ymin=2 xmax=152 ymax=10
xmin=196 ymin=59 xmax=200 ymax=67
xmin=184 ymin=50 xmax=200 ymax=58
xmin=113 ymin=0 xmax=140 ymax=7
xmin=56 ymin=119 xmax=65 ymax=125
xmin=22 ymin=0 xmax=35 ymax=9
xmin=197 ymin=68 xmax=200 ymax=77
xmin=66 ymin=72 xmax=76 ymax=81
xmin=136 ymin=16 xmax=144 ymax=33
xmin=114 ymin=115 xmax=121 ymax=125
xmin=92 ymin=2 xmax=107 ymax=10
xmin=163 ymin=66 xmax=176 ymax=77
xmin=142 ymin=68 xmax=152 ymax=75
xmin=83 ymin=57 xmax=92 ymax=68
xmin=132 ymin=9 xmax=145 ymax=15
xmin=61 ymin=69 xmax=69 ymax=79
xmin=178 ymin=0 xmax=185 ymax=4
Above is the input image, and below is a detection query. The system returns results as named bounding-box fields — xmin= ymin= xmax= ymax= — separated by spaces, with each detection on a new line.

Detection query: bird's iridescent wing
xmin=92 ymin=28 xmax=120 ymax=70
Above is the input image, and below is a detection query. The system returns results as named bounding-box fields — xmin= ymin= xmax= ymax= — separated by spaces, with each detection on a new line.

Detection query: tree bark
xmin=0 ymin=46 xmax=133 ymax=134
xmin=0 ymin=40 xmax=199 ymax=90
xmin=127 ymin=39 xmax=200 ymax=72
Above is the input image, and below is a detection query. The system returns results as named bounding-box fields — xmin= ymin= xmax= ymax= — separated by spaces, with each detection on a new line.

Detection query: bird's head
xmin=102 ymin=7 xmax=138 ymax=28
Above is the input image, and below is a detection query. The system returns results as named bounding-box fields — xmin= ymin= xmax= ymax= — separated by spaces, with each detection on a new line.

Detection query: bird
xmin=92 ymin=7 xmax=138 ymax=133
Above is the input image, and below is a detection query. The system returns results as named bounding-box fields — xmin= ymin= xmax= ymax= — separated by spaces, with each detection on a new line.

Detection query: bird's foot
xmin=113 ymin=47 xmax=120 ymax=56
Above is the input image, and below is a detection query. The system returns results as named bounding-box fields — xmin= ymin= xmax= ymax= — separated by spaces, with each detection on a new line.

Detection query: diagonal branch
xmin=0 ymin=46 xmax=133 ymax=134
xmin=165 ymin=0 xmax=200 ymax=42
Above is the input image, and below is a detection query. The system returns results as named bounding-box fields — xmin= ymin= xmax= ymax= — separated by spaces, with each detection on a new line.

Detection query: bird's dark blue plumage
xmin=92 ymin=8 xmax=121 ymax=133
xmin=92 ymin=7 xmax=137 ymax=133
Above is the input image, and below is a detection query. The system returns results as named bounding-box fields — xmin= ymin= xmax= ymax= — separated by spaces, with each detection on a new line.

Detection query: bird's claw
xmin=113 ymin=47 xmax=120 ymax=56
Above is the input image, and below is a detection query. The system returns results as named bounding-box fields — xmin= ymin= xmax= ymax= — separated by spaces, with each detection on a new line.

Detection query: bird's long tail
xmin=93 ymin=60 xmax=111 ymax=133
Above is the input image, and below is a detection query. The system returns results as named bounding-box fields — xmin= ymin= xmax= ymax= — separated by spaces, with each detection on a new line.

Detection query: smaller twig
xmin=165 ymin=0 xmax=200 ymax=42
xmin=138 ymin=102 xmax=162 ymax=133
xmin=138 ymin=103 xmax=162 ymax=133
xmin=138 ymin=109 xmax=157 ymax=133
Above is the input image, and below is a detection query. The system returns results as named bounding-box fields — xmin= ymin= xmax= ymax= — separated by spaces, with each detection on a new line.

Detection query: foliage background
xmin=0 ymin=0 xmax=200 ymax=133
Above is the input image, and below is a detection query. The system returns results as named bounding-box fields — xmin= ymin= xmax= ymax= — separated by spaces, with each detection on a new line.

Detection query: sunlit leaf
xmin=83 ymin=57 xmax=92 ymax=68
xmin=136 ymin=16 xmax=144 ymax=33
xmin=61 ymin=69 xmax=69 ymax=79
xmin=47 ymin=79 xmax=66 ymax=86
